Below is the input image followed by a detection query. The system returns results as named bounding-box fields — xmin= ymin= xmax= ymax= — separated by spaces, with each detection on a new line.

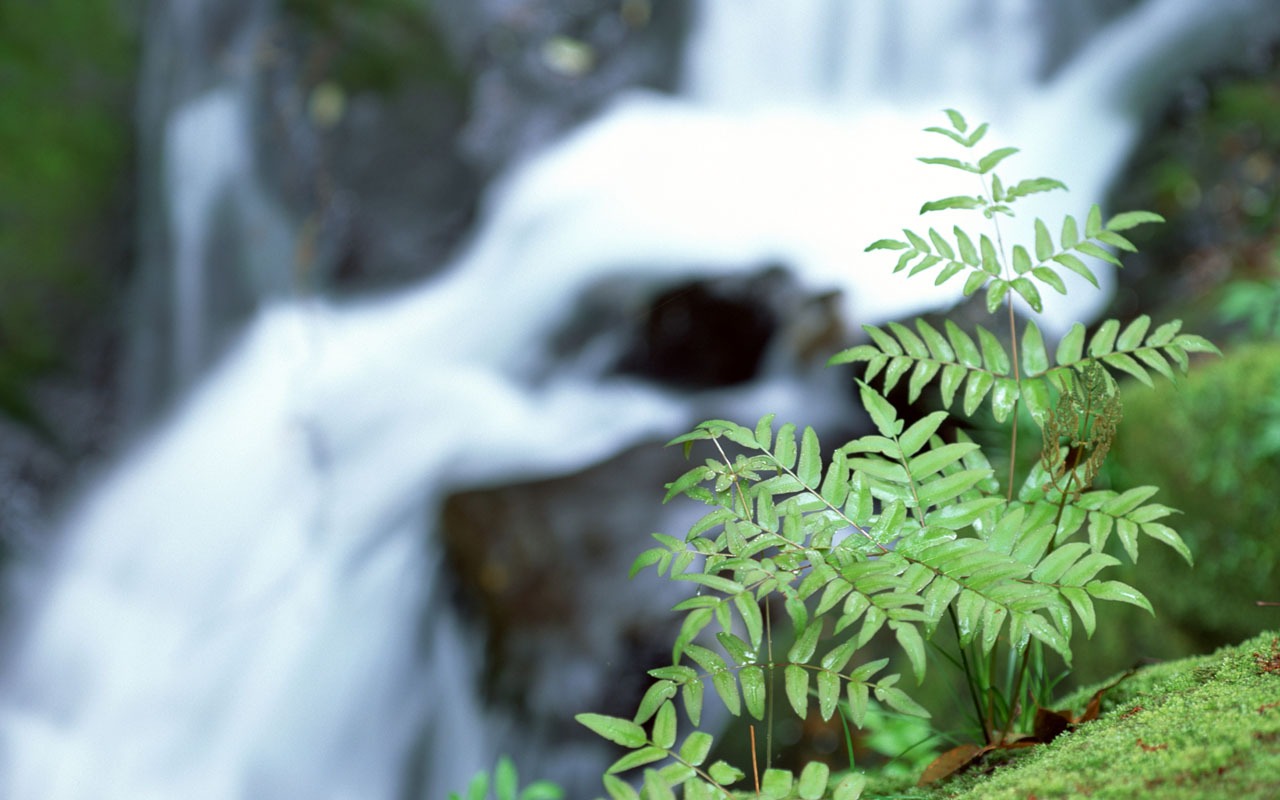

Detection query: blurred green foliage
xmin=0 ymin=0 xmax=137 ymax=438
xmin=283 ymin=0 xmax=466 ymax=93
xmin=1109 ymin=343 xmax=1280 ymax=646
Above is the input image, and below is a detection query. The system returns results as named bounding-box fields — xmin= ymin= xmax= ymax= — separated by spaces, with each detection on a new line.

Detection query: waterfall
xmin=2 ymin=1 xmax=1276 ymax=798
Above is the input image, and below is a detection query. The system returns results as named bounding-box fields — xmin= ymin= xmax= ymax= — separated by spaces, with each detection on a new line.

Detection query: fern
xmin=578 ymin=109 xmax=1213 ymax=798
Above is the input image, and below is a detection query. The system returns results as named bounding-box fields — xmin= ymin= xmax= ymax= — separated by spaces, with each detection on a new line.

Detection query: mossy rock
xmin=1106 ymin=343 xmax=1280 ymax=647
xmin=857 ymin=630 xmax=1280 ymax=800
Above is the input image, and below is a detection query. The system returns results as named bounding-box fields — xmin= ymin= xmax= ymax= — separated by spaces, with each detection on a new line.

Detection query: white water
xmin=2 ymin=1 xmax=1276 ymax=798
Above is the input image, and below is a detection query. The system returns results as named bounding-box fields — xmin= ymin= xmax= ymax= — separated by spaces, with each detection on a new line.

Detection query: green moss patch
xmin=872 ymin=630 xmax=1280 ymax=800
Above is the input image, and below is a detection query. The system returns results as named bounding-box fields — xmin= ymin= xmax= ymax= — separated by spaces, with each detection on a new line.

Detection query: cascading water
xmin=2 ymin=1 xmax=1277 ymax=798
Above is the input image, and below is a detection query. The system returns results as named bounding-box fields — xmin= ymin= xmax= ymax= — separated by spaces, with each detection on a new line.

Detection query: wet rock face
xmin=615 ymin=273 xmax=783 ymax=389
xmin=440 ymin=443 xmax=697 ymax=795
xmin=546 ymin=266 xmax=847 ymax=391
xmin=430 ymin=0 xmax=691 ymax=175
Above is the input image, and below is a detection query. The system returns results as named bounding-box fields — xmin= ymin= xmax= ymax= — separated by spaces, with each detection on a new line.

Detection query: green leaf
xmin=463 ymin=769 xmax=488 ymax=800
xmin=762 ymin=769 xmax=794 ymax=799
xmin=1060 ymin=214 xmax=1079 ymax=249
xmin=1141 ymin=522 xmax=1194 ymax=566
xmin=655 ymin=696 xmax=675 ymax=747
xmin=899 ymin=411 xmax=948 ymax=458
xmin=907 ymin=360 xmax=941 ymax=403
xmin=978 ymin=146 xmax=1019 ymax=173
xmin=712 ymin=670 xmax=740 ymax=715
xmin=874 ymin=685 xmax=931 ymax=718
xmin=889 ymin=320 xmax=929 ymax=358
xmin=1032 ymin=266 xmax=1067 ymax=295
xmin=682 ymin=643 xmax=726 ymax=674
xmin=945 ymin=108 xmax=968 ymax=132
xmin=1102 ymin=352 xmax=1151 ymax=386
xmin=892 ymin=621 xmax=926 ymax=683
xmin=494 ymin=757 xmax=518 ymax=800
xmin=608 ymin=746 xmax=668 ymax=775
xmin=797 ymin=762 xmax=830 ymax=800
xmin=785 ymin=664 xmax=810 ymax=718
xmin=962 ymin=269 xmax=988 ymax=297
xmin=774 ymin=422 xmax=798 ymax=469
xmin=1057 ymin=322 xmax=1086 ymax=364
xmin=821 ymin=636 xmax=860 ymax=673
xmin=707 ymin=760 xmax=745 ymax=785
xmin=955 ymin=227 xmax=979 ymax=265
xmin=918 ymin=156 xmax=979 ymax=173
xmin=921 ymin=195 xmax=985 ymax=213
xmin=1096 ymin=230 xmax=1136 ymax=252
xmin=1089 ymin=319 xmax=1120 ymax=356
xmin=1105 ymin=210 xmax=1164 ymax=231
xmin=947 ymin=320 xmax=982 ymax=367
xmin=1012 ymin=244 xmax=1033 ymax=274
xmin=519 ymin=781 xmax=563 ymax=800
xmin=978 ymin=326 xmax=1010 ymax=374
xmin=1012 ymin=277 xmax=1043 ymax=313
xmin=642 ymin=770 xmax=676 ymax=800
xmin=1006 ymin=177 xmax=1067 ymax=199
xmin=916 ymin=469 xmax=989 ymax=509
xmin=717 ymin=632 xmax=754 ymax=667
xmin=634 ymin=680 xmax=678 ymax=724
xmin=986 ymin=279 xmax=1011 ymax=313
xmin=833 ymin=773 xmax=867 ymax=800
xmin=926 ymin=497 xmax=1003 ymax=531
xmin=577 ymin=713 xmax=648 ymax=748
xmin=1085 ymin=580 xmax=1153 ymax=614
xmin=1146 ymin=319 xmax=1182 ymax=347
xmin=1021 ymin=377 xmax=1052 ymax=424
xmin=734 ymin=594 xmax=764 ymax=651
xmin=675 ymin=573 xmax=745 ymax=595
xmin=1061 ymin=552 xmax=1121 ymax=586
xmin=1034 ymin=218 xmax=1054 ymax=262
xmin=980 ymin=234 xmax=1001 ymax=276
xmin=1051 ymin=253 xmax=1099 ymax=287
xmin=963 ymin=371 xmax=994 ymax=416
xmin=924 ymin=125 xmax=968 ymax=146
xmin=682 ymin=680 xmax=703 ymax=727
xmin=740 ymin=666 xmax=767 ymax=720
xmin=1085 ymin=204 xmax=1103 ymax=237
xmin=754 ymin=414 xmax=775 ymax=450
xmin=1173 ymin=333 xmax=1221 ymax=355
xmin=680 ymin=731 xmax=714 ymax=767
xmin=1032 ymin=542 xmax=1090 ymax=583
xmin=865 ymin=238 xmax=911 ymax=251
xmin=858 ymin=381 xmax=902 ymax=438
xmin=1023 ymin=612 xmax=1070 ymax=658
xmin=1022 ymin=321 xmax=1049 ymax=374
xmin=817 ymin=670 xmax=841 ymax=721
xmin=1116 ymin=314 xmax=1152 ymax=351
xmin=797 ymin=426 xmax=823 ymax=486
xmin=939 ymin=363 xmax=967 ymax=408
xmin=1062 ymin=586 xmax=1097 ymax=638
xmin=1076 ymin=241 xmax=1122 ymax=267
xmin=909 ymin=441 xmax=980 ymax=478
xmin=602 ymin=774 xmax=641 ymax=800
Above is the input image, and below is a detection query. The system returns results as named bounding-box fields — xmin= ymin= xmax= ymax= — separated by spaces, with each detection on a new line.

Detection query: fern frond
xmin=831 ymin=315 xmax=1219 ymax=424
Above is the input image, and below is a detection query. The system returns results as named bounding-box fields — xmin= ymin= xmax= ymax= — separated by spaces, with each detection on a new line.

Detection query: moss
xmin=870 ymin=630 xmax=1280 ymax=800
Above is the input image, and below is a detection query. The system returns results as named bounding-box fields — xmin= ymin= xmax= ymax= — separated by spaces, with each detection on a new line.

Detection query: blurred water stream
xmin=1 ymin=1 xmax=1276 ymax=797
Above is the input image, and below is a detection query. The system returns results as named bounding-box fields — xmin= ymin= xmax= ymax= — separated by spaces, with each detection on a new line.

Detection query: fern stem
xmin=948 ymin=606 xmax=991 ymax=744
xmin=1006 ymin=300 xmax=1022 ymax=502
xmin=765 ymin=600 xmax=774 ymax=772
xmin=998 ymin=644 xmax=1032 ymax=745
